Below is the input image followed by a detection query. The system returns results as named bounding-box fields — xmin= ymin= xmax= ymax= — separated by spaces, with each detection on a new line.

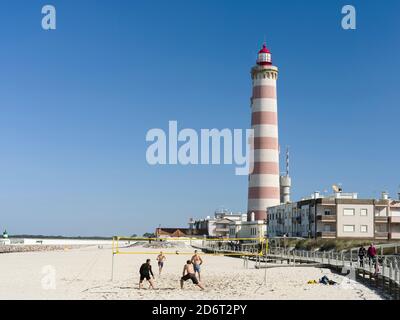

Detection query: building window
xmin=375 ymin=208 xmax=387 ymax=217
xmin=360 ymin=209 xmax=368 ymax=216
xmin=343 ymin=209 xmax=355 ymax=216
xmin=360 ymin=225 xmax=368 ymax=233
xmin=324 ymin=210 xmax=331 ymax=216
xmin=343 ymin=225 xmax=355 ymax=232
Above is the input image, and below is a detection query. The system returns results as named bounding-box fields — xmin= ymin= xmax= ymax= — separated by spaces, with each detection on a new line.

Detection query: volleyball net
xmin=110 ymin=236 xmax=269 ymax=281
xmin=111 ymin=236 xmax=268 ymax=257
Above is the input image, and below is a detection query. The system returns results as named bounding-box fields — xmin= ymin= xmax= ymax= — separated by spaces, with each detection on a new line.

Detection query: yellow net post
xmin=263 ymin=238 xmax=269 ymax=285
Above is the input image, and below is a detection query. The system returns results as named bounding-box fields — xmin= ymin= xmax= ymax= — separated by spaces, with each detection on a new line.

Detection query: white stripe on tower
xmin=247 ymin=43 xmax=280 ymax=221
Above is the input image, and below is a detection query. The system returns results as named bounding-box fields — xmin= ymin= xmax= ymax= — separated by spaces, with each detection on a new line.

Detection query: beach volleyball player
xmin=156 ymin=251 xmax=166 ymax=275
xmin=180 ymin=260 xmax=204 ymax=290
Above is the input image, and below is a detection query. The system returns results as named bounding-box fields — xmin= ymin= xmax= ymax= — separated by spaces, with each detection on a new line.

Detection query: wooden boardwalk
xmin=198 ymin=244 xmax=400 ymax=300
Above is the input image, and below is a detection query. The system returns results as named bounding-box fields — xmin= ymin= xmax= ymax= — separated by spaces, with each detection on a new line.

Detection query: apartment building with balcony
xmin=375 ymin=198 xmax=400 ymax=240
xmin=228 ymin=213 xmax=267 ymax=239
xmin=190 ymin=209 xmax=247 ymax=238
xmin=267 ymin=191 xmax=400 ymax=240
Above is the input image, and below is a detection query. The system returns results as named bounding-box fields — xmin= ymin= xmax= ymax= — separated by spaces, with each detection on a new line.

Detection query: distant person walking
xmin=139 ymin=259 xmax=155 ymax=289
xmin=180 ymin=260 xmax=204 ymax=290
xmin=358 ymin=245 xmax=366 ymax=267
xmin=156 ymin=251 xmax=166 ymax=275
xmin=191 ymin=250 xmax=203 ymax=281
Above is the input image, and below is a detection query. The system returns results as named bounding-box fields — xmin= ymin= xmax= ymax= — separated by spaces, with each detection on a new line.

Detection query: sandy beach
xmin=0 ymin=244 xmax=383 ymax=300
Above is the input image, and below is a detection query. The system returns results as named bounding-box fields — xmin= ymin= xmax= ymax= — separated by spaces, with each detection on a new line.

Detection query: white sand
xmin=0 ymin=245 xmax=383 ymax=300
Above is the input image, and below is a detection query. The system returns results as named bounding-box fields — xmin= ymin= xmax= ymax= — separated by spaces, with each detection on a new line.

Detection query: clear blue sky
xmin=0 ymin=0 xmax=399 ymax=236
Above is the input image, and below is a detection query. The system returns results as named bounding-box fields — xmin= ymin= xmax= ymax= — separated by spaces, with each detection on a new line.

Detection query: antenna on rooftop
xmin=286 ymin=146 xmax=290 ymax=176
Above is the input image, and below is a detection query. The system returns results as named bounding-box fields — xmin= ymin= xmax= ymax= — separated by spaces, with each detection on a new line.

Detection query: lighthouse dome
xmin=257 ymin=44 xmax=272 ymax=66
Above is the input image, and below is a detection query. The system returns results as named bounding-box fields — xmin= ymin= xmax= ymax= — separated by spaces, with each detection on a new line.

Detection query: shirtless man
xmin=180 ymin=260 xmax=204 ymax=290
xmin=191 ymin=250 xmax=203 ymax=281
xmin=156 ymin=251 xmax=166 ymax=275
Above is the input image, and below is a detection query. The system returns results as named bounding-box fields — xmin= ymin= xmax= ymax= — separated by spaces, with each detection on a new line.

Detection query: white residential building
xmin=190 ymin=209 xmax=247 ymax=238
xmin=267 ymin=191 xmax=400 ymax=240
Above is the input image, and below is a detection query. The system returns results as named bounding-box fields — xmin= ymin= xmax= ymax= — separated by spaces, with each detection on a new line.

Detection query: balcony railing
xmin=215 ymin=228 xmax=229 ymax=232
xmin=316 ymin=231 xmax=336 ymax=238
xmin=316 ymin=215 xmax=337 ymax=222
xmin=375 ymin=216 xmax=388 ymax=223
xmin=375 ymin=231 xmax=389 ymax=239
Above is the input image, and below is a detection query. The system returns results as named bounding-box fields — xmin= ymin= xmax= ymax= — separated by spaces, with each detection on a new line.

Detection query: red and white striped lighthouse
xmin=247 ymin=43 xmax=280 ymax=221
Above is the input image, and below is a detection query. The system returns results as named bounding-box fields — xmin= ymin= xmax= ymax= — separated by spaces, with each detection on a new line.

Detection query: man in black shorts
xmin=180 ymin=260 xmax=204 ymax=290
xmin=139 ymin=259 xmax=155 ymax=289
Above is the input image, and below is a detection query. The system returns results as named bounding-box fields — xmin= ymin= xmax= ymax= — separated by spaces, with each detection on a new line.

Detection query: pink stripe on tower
xmin=252 ymin=162 xmax=280 ymax=175
xmin=253 ymin=137 xmax=279 ymax=150
xmin=251 ymin=111 xmax=278 ymax=125
xmin=248 ymin=187 xmax=280 ymax=199
xmin=248 ymin=210 xmax=267 ymax=220
xmin=252 ymin=85 xmax=276 ymax=99
xmin=247 ymin=43 xmax=280 ymax=222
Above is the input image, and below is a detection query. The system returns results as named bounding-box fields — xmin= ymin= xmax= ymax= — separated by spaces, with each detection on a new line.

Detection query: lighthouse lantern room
xmin=257 ymin=44 xmax=272 ymax=65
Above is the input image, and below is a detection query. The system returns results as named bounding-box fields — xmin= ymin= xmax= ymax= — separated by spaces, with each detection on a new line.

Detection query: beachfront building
xmin=155 ymin=227 xmax=208 ymax=238
xmin=228 ymin=218 xmax=267 ymax=239
xmin=267 ymin=191 xmax=400 ymax=240
xmin=155 ymin=228 xmax=190 ymax=238
xmin=389 ymin=201 xmax=400 ymax=239
xmin=189 ymin=209 xmax=247 ymax=238
xmin=190 ymin=210 xmax=266 ymax=239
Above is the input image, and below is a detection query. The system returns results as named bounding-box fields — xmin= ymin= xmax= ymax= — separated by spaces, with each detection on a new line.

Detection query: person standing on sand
xmin=156 ymin=251 xmax=166 ymax=275
xmin=180 ymin=260 xmax=204 ymax=290
xmin=139 ymin=259 xmax=155 ymax=289
xmin=191 ymin=250 xmax=203 ymax=281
